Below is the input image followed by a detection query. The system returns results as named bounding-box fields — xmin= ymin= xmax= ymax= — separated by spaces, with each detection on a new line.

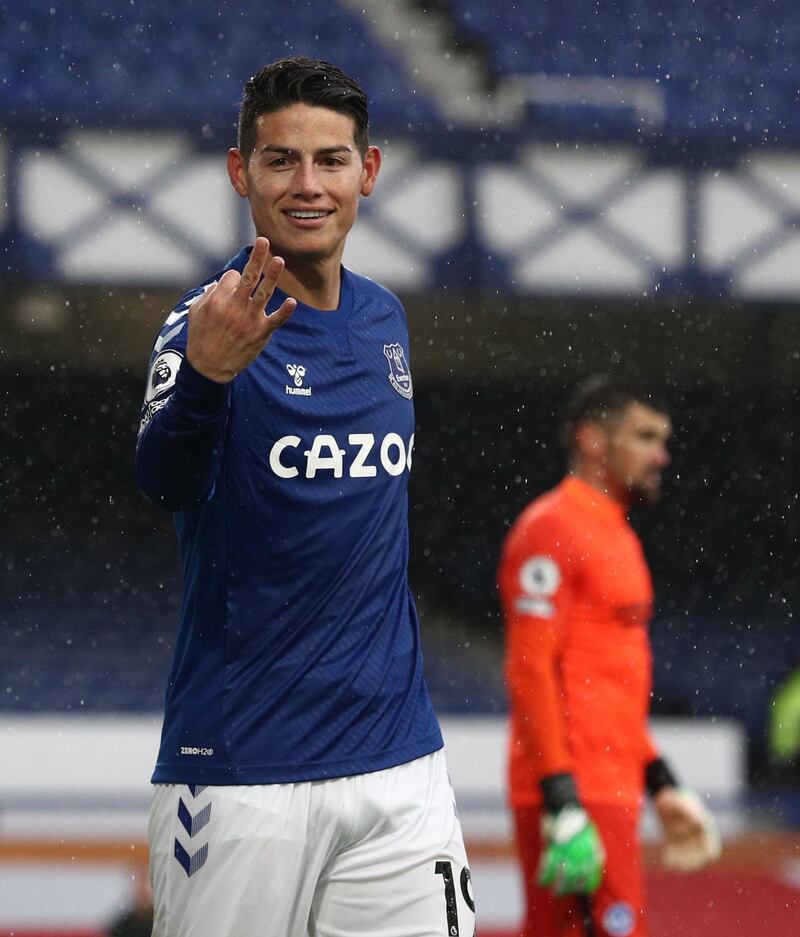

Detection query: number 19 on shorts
xmin=435 ymin=860 xmax=475 ymax=936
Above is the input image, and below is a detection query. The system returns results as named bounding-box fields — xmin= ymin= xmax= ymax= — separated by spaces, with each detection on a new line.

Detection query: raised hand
xmin=186 ymin=237 xmax=297 ymax=383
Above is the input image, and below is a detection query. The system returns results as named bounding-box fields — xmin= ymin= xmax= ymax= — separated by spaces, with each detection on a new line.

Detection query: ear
xmin=360 ymin=145 xmax=382 ymax=197
xmin=574 ymin=422 xmax=608 ymax=460
xmin=227 ymin=148 xmax=249 ymax=198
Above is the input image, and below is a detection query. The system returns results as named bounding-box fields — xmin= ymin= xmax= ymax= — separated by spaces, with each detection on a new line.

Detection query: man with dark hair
xmin=237 ymin=57 xmax=370 ymax=159
xmin=137 ymin=56 xmax=474 ymax=937
xmin=498 ymin=375 xmax=719 ymax=937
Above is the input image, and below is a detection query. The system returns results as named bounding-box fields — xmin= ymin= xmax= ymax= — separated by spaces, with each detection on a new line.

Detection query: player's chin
xmin=630 ymin=478 xmax=661 ymax=504
xmin=273 ymin=233 xmax=333 ymax=259
xmin=633 ymin=482 xmax=662 ymax=506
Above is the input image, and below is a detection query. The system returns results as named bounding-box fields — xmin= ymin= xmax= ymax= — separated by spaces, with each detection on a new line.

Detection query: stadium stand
xmin=4 ymin=0 xmax=798 ymax=141
xmin=448 ymin=0 xmax=800 ymax=141
xmin=1 ymin=0 xmax=440 ymax=130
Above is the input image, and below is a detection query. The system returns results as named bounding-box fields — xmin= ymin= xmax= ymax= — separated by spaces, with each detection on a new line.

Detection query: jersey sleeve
xmin=135 ymin=285 xmax=232 ymax=512
xmin=499 ymin=509 xmax=577 ymax=784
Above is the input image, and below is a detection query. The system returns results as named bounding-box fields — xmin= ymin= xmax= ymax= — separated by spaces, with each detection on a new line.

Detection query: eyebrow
xmin=636 ymin=424 xmax=672 ymax=438
xmin=258 ymin=145 xmax=354 ymax=157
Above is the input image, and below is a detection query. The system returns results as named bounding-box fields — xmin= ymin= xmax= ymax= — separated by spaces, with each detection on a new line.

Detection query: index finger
xmin=236 ymin=236 xmax=270 ymax=297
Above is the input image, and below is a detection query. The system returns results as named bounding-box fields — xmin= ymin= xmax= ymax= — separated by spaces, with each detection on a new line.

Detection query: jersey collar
xmin=561 ymin=475 xmax=627 ymax=524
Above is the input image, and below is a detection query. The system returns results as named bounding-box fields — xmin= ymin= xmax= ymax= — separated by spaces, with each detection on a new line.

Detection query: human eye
xmin=320 ymin=154 xmax=347 ymax=168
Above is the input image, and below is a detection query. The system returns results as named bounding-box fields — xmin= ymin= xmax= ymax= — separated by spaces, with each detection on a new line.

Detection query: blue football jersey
xmin=136 ymin=246 xmax=443 ymax=784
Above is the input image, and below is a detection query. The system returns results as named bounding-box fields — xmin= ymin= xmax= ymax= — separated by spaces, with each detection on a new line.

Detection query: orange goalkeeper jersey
xmin=498 ymin=476 xmax=660 ymax=808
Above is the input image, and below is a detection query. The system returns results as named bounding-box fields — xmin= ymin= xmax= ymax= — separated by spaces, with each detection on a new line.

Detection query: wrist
xmin=185 ymin=352 xmax=237 ymax=385
xmin=645 ymin=757 xmax=679 ymax=797
xmin=540 ymin=772 xmax=580 ymax=814
xmin=167 ymin=357 xmax=233 ymax=420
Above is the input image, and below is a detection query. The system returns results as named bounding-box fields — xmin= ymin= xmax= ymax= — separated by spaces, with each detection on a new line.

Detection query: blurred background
xmin=1 ymin=1 xmax=799 ymax=934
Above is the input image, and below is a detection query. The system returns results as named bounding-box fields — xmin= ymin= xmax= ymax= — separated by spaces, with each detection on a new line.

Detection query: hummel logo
xmin=174 ymin=839 xmax=208 ymax=877
xmin=178 ymin=798 xmax=212 ymax=837
xmin=173 ymin=790 xmax=212 ymax=878
xmin=287 ymin=363 xmax=306 ymax=386
xmin=286 ymin=363 xmax=312 ymax=397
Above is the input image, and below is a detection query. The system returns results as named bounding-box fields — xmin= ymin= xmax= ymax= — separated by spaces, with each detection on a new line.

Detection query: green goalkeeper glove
xmin=538 ymin=804 xmax=606 ymax=895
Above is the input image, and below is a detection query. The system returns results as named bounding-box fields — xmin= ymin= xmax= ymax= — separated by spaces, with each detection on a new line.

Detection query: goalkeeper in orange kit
xmin=498 ymin=377 xmax=720 ymax=937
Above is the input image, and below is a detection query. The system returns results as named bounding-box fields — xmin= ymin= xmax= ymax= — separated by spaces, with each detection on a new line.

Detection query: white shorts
xmin=149 ymin=749 xmax=475 ymax=937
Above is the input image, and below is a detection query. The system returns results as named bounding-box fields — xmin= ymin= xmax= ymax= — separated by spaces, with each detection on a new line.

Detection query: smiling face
xmin=227 ymin=102 xmax=380 ymax=268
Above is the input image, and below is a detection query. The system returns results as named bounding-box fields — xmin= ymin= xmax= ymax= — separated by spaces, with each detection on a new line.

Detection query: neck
xmin=570 ymin=463 xmax=631 ymax=510
xmin=273 ymin=252 xmax=342 ymax=310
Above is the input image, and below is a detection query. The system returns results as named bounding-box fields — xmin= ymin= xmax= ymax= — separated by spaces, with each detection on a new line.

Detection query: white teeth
xmin=287 ymin=210 xmax=328 ymax=219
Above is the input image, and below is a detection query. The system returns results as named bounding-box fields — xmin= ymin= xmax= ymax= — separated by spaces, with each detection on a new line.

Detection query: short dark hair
xmin=560 ymin=375 xmax=669 ymax=450
xmin=237 ymin=56 xmax=369 ymax=160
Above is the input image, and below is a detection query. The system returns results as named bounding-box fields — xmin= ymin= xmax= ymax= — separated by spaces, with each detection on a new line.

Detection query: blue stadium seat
xmin=5 ymin=0 xmax=795 ymax=140
xmin=2 ymin=1 xmax=439 ymax=130
xmin=451 ymin=0 xmax=800 ymax=141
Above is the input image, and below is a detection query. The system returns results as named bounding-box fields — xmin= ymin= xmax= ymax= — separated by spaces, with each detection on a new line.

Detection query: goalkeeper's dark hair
xmin=560 ymin=375 xmax=669 ymax=452
xmin=238 ymin=57 xmax=369 ymax=160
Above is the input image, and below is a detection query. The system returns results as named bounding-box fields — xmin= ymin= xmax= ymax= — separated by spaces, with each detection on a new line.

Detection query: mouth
xmin=283 ymin=209 xmax=333 ymax=224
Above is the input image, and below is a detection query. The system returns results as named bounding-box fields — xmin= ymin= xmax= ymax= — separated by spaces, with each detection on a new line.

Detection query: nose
xmin=293 ymin=160 xmax=323 ymax=199
xmin=655 ymin=443 xmax=671 ymax=468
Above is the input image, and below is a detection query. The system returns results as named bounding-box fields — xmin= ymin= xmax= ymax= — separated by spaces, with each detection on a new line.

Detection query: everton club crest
xmin=383 ymin=343 xmax=413 ymax=399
